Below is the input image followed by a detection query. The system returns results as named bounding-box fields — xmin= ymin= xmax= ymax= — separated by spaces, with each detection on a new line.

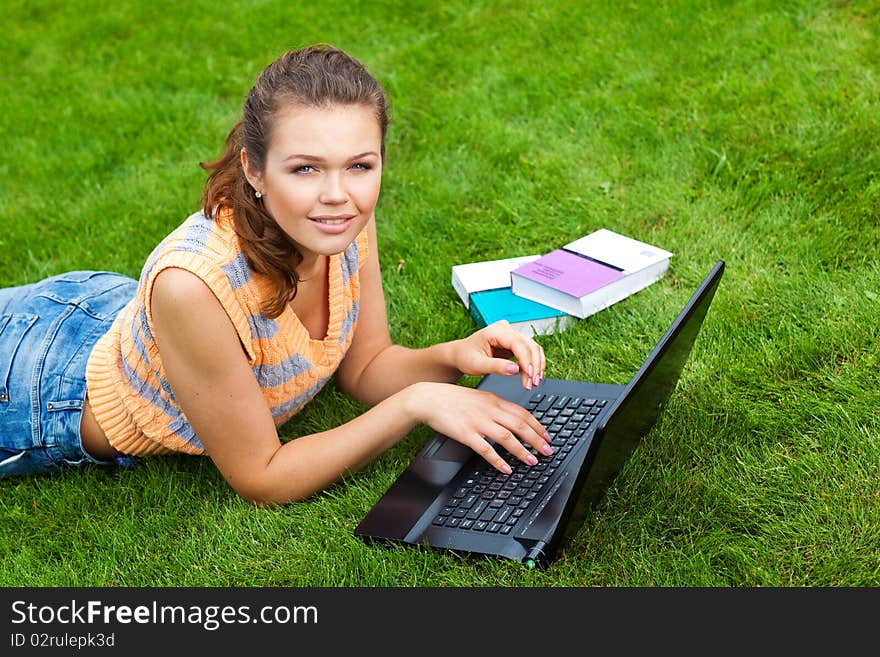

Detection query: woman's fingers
xmin=470 ymin=437 xmax=515 ymax=475
xmin=418 ymin=383 xmax=555 ymax=476
xmin=485 ymin=321 xmax=546 ymax=390
xmin=476 ymin=399 xmax=554 ymax=473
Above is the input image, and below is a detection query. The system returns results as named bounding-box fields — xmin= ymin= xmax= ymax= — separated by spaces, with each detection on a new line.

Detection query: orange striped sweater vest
xmin=85 ymin=210 xmax=367 ymax=456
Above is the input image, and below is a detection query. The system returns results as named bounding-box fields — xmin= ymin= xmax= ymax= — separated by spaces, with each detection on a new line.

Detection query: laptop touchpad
xmin=426 ymin=437 xmax=473 ymax=463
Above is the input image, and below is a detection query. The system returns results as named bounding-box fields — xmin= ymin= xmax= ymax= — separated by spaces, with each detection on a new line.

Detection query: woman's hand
xmin=405 ymin=381 xmax=554 ymax=474
xmin=452 ymin=320 xmax=546 ymax=390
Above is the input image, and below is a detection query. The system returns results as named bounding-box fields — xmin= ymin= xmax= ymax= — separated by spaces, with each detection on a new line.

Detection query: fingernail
xmin=541 ymin=444 xmax=554 ymax=456
xmin=506 ymin=363 xmax=519 ymax=374
xmin=501 ymin=464 xmax=513 ymax=475
xmin=526 ymin=454 xmax=538 ymax=466
xmin=528 ymin=364 xmax=534 ymax=378
xmin=543 ymin=432 xmax=552 ymax=441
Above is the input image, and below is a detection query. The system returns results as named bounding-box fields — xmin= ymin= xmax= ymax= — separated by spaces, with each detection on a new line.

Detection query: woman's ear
xmin=240 ymin=148 xmax=263 ymax=194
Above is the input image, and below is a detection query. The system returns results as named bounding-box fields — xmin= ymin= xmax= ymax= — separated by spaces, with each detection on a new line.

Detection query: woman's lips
xmin=308 ymin=215 xmax=355 ymax=234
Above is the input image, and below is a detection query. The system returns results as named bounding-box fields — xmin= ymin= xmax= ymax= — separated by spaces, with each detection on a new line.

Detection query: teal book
xmin=469 ymin=287 xmax=573 ymax=336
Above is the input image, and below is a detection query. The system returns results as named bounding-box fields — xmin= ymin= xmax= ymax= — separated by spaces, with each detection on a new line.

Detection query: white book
xmin=510 ymin=229 xmax=673 ymax=319
xmin=565 ymin=229 xmax=672 ymax=272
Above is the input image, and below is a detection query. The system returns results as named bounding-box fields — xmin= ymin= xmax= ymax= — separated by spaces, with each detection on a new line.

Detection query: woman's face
xmin=243 ymin=103 xmax=383 ymax=271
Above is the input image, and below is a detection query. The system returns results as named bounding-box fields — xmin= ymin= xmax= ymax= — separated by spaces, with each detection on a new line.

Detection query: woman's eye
xmin=293 ymin=165 xmax=316 ymax=174
xmin=351 ymin=162 xmax=372 ymax=171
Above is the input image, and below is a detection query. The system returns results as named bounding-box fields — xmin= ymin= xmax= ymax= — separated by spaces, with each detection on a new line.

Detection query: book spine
xmin=468 ymin=295 xmax=488 ymax=328
xmin=451 ymin=274 xmax=470 ymax=308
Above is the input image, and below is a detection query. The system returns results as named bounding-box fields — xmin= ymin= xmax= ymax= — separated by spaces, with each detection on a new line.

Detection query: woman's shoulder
xmin=139 ymin=209 xmax=252 ymax=317
xmin=150 ymin=266 xmax=225 ymax=327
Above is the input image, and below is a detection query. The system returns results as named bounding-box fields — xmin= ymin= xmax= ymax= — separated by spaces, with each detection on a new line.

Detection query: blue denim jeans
xmin=0 ymin=271 xmax=138 ymax=477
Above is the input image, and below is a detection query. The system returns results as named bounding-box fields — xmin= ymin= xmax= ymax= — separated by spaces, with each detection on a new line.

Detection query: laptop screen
xmin=563 ymin=261 xmax=724 ymax=537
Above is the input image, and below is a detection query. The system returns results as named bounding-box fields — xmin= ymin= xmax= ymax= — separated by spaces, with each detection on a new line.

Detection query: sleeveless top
xmin=85 ymin=209 xmax=367 ymax=456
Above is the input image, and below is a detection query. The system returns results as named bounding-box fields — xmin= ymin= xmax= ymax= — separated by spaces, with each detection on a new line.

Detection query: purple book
xmin=511 ymin=249 xmax=623 ymax=298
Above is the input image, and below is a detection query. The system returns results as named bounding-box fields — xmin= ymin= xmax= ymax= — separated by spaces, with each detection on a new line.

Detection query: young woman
xmin=0 ymin=44 xmax=553 ymax=505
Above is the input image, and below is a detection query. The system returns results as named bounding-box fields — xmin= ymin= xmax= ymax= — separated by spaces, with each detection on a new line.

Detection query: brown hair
xmin=200 ymin=44 xmax=390 ymax=318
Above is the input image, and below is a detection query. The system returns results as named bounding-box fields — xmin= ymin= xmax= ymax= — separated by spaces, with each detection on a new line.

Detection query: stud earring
xmin=255 ymin=190 xmax=262 ymax=199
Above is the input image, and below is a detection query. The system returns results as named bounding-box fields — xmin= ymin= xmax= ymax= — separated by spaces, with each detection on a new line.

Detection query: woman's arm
xmin=151 ymin=267 xmax=551 ymax=506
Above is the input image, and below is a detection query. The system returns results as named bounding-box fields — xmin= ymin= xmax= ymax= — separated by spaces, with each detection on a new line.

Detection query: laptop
xmin=355 ymin=260 xmax=725 ymax=567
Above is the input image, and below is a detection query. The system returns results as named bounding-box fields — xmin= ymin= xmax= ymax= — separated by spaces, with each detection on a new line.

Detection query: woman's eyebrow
xmin=282 ymin=151 xmax=379 ymax=163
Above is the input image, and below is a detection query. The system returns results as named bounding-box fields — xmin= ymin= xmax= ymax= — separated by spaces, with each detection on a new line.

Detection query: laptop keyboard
xmin=431 ymin=393 xmax=607 ymax=535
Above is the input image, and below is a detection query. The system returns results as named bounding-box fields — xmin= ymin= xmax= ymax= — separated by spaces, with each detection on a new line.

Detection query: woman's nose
xmin=318 ymin=172 xmax=347 ymax=204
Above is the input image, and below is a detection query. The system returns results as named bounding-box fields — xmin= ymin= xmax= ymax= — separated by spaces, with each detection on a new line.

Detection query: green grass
xmin=1 ymin=0 xmax=878 ymax=586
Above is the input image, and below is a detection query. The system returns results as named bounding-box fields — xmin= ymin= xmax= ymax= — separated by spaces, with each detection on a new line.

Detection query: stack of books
xmin=451 ymin=229 xmax=673 ymax=337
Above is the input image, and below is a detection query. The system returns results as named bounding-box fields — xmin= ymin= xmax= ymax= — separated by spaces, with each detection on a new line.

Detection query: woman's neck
xmin=296 ymin=252 xmax=326 ymax=282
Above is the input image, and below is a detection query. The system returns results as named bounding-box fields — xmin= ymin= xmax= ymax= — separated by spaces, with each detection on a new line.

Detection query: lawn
xmin=0 ymin=0 xmax=878 ymax=586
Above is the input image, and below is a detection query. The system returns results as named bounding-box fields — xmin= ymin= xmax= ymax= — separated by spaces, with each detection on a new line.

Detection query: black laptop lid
xmin=560 ymin=260 xmax=725 ymax=541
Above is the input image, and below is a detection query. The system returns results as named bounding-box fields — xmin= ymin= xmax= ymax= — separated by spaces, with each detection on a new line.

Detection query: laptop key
xmin=467 ymin=500 xmax=489 ymax=519
xmin=479 ymin=507 xmax=499 ymax=523
xmin=459 ymin=494 xmax=478 ymax=509
xmin=495 ymin=506 xmax=513 ymax=524
xmin=536 ymin=395 xmax=556 ymax=412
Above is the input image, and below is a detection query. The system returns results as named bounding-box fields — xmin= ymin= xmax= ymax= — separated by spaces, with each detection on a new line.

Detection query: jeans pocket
xmin=0 ymin=313 xmax=39 ymax=406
